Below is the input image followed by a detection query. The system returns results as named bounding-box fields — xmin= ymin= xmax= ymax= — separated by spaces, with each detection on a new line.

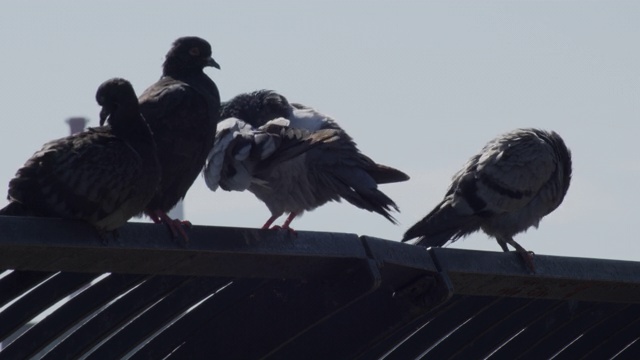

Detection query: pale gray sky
xmin=1 ymin=1 xmax=638 ymax=260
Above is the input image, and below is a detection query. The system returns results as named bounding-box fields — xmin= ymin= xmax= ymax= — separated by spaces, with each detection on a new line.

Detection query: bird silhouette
xmin=138 ymin=36 xmax=221 ymax=241
xmin=0 ymin=78 xmax=160 ymax=238
xmin=206 ymin=90 xmax=409 ymax=231
xmin=403 ymin=128 xmax=572 ymax=272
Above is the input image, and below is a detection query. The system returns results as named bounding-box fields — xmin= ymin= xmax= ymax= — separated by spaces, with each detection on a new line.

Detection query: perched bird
xmin=205 ymin=90 xmax=410 ymax=231
xmin=0 ymin=78 xmax=160 ymax=236
xmin=138 ymin=36 xmax=221 ymax=240
xmin=402 ymin=128 xmax=572 ymax=272
xmin=219 ymin=90 xmax=341 ymax=132
xmin=205 ymin=117 xmax=332 ymax=194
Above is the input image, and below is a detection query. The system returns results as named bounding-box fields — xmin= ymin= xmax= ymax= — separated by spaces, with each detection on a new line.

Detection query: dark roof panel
xmin=0 ymin=217 xmax=639 ymax=359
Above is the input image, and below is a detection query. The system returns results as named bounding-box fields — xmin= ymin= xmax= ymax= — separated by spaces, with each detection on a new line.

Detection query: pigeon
xmin=0 ymin=78 xmax=160 ymax=236
xmin=206 ymin=90 xmax=410 ymax=231
xmin=138 ymin=36 xmax=221 ymax=240
xmin=402 ymin=128 xmax=572 ymax=272
xmin=219 ymin=90 xmax=341 ymax=132
xmin=204 ymin=117 xmax=333 ymax=193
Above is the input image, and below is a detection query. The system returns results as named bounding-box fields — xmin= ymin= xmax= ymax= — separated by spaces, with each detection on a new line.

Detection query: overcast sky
xmin=1 ymin=1 xmax=638 ymax=261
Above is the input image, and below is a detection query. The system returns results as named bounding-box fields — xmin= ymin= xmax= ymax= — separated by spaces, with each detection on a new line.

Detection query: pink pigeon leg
xmin=501 ymin=235 xmax=536 ymax=273
xmin=261 ymin=215 xmax=280 ymax=230
xmin=268 ymin=212 xmax=298 ymax=236
xmin=280 ymin=212 xmax=298 ymax=230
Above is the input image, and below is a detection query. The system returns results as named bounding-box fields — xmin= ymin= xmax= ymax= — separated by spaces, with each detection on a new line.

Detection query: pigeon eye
xmin=189 ymin=47 xmax=200 ymax=56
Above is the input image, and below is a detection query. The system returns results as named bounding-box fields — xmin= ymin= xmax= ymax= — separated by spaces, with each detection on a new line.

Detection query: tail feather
xmin=368 ymin=164 xmax=410 ymax=184
xmin=0 ymin=201 xmax=40 ymax=217
xmin=332 ymin=167 xmax=400 ymax=224
xmin=340 ymin=186 xmax=399 ymax=224
xmin=403 ymin=200 xmax=482 ymax=247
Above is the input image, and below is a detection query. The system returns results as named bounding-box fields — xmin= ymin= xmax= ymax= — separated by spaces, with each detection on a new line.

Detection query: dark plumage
xmin=403 ymin=128 xmax=572 ymax=272
xmin=0 ymin=78 xmax=160 ymax=234
xmin=138 ymin=36 xmax=221 ymax=239
xmin=206 ymin=90 xmax=409 ymax=230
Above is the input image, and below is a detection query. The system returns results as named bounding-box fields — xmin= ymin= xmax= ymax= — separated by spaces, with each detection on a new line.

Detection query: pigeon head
xmin=220 ymin=90 xmax=291 ymax=127
xmin=163 ymin=36 xmax=221 ymax=76
xmin=96 ymin=78 xmax=139 ymax=126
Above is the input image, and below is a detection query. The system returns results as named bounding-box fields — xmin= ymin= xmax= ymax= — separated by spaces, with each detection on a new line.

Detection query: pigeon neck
xmin=110 ymin=104 xmax=153 ymax=142
xmin=162 ymin=59 xmax=203 ymax=80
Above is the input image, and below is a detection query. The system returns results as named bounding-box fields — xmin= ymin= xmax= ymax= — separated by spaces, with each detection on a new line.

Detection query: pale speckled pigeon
xmin=205 ymin=90 xmax=409 ymax=231
xmin=403 ymin=128 xmax=572 ymax=272
xmin=0 ymin=78 xmax=160 ymax=236
xmin=138 ymin=36 xmax=221 ymax=241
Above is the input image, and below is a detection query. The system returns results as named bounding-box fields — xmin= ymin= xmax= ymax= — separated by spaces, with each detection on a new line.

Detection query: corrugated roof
xmin=0 ymin=217 xmax=639 ymax=359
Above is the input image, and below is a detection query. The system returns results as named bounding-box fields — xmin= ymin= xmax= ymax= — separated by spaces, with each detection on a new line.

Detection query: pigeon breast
xmin=139 ymin=36 xmax=221 ymax=214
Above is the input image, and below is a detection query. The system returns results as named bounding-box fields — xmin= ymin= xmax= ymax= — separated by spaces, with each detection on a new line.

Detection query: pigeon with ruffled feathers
xmin=403 ymin=128 xmax=572 ymax=272
xmin=219 ymin=90 xmax=341 ymax=132
xmin=207 ymin=90 xmax=409 ymax=230
xmin=205 ymin=117 xmax=333 ymax=194
xmin=0 ymin=78 xmax=160 ymax=235
xmin=138 ymin=36 xmax=221 ymax=240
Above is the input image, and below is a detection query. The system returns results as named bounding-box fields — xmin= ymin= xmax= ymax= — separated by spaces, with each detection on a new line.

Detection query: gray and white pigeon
xmin=402 ymin=128 xmax=572 ymax=272
xmin=138 ymin=36 xmax=221 ymax=240
xmin=205 ymin=117 xmax=333 ymax=193
xmin=0 ymin=78 xmax=160 ymax=235
xmin=205 ymin=90 xmax=410 ymax=230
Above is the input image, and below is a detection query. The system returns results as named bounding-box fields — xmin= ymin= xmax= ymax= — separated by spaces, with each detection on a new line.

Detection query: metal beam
xmin=0 ymin=217 xmax=369 ymax=279
xmin=430 ymin=248 xmax=640 ymax=303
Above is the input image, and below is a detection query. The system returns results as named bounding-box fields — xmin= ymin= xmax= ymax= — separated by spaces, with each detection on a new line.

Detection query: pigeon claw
xmin=149 ymin=209 xmax=191 ymax=244
xmin=270 ymin=225 xmax=298 ymax=237
xmin=519 ymin=250 xmax=536 ymax=274
xmin=261 ymin=215 xmax=279 ymax=230
xmin=166 ymin=218 xmax=191 ymax=244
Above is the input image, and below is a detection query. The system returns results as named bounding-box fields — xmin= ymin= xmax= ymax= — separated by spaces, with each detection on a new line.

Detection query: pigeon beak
xmin=207 ymin=57 xmax=221 ymax=70
xmin=99 ymin=107 xmax=109 ymax=126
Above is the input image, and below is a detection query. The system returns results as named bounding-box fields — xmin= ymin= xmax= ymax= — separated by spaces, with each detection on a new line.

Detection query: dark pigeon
xmin=402 ymin=128 xmax=572 ymax=272
xmin=138 ymin=36 xmax=221 ymax=240
xmin=0 ymin=78 xmax=160 ymax=236
xmin=206 ymin=90 xmax=410 ymax=231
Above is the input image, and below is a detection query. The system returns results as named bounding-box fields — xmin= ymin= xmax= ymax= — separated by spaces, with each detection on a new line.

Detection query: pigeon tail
xmin=0 ymin=202 xmax=41 ymax=217
xmin=333 ymin=168 xmax=401 ymax=225
xmin=402 ymin=200 xmax=482 ymax=247
xmin=341 ymin=187 xmax=399 ymax=224
xmin=368 ymin=164 xmax=410 ymax=184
